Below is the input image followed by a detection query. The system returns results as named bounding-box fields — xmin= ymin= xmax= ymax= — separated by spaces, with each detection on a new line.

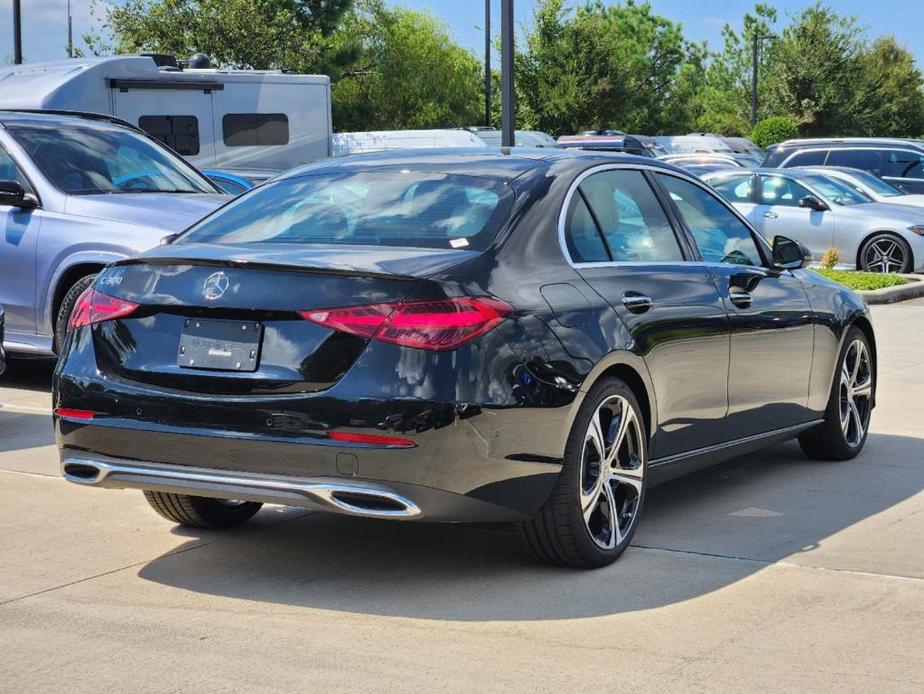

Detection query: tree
xmin=101 ymin=0 xmax=357 ymax=77
xmin=517 ymin=0 xmax=706 ymax=135
xmin=332 ymin=1 xmax=483 ymax=131
xmin=855 ymin=36 xmax=924 ymax=137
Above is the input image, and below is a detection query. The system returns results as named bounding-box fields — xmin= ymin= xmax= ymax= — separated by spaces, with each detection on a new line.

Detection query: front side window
xmin=8 ymin=124 xmax=215 ymax=195
xmin=657 ymin=173 xmax=763 ymax=267
xmin=711 ymin=175 xmax=754 ymax=203
xmin=758 ymin=175 xmax=814 ymax=207
xmin=179 ymin=172 xmax=512 ymax=251
xmin=826 ymin=148 xmax=882 ymax=174
xmin=883 ymin=150 xmax=924 ymax=179
xmin=222 ymin=114 xmax=289 ymax=147
xmin=576 ymin=170 xmax=683 ymax=262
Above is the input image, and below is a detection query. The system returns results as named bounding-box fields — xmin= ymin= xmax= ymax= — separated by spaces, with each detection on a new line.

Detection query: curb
xmin=856 ymin=274 xmax=924 ymax=305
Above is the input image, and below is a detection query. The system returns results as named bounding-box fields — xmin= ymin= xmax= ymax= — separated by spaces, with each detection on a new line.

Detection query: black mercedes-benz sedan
xmin=54 ymin=149 xmax=876 ymax=568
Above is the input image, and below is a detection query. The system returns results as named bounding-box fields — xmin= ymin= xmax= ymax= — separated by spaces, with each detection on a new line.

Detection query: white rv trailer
xmin=331 ymin=129 xmax=486 ymax=157
xmin=0 ymin=56 xmax=332 ymax=174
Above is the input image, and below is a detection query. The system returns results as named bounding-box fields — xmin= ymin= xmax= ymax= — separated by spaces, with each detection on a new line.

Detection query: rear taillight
xmin=300 ymin=297 xmax=512 ymax=351
xmin=69 ymin=288 xmax=139 ymax=330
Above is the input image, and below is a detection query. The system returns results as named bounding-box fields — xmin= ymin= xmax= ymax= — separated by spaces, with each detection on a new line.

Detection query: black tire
xmin=143 ymin=491 xmax=262 ymax=529
xmin=799 ymin=326 xmax=874 ymax=461
xmin=54 ymin=273 xmax=97 ymax=354
xmin=517 ymin=377 xmax=647 ymax=569
xmin=859 ymin=233 xmax=912 ymax=274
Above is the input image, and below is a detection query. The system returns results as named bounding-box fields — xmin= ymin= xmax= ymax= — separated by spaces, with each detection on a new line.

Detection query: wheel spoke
xmin=853 ymin=379 xmax=872 ymax=399
xmin=605 ymin=406 xmax=633 ymax=468
xmin=600 ymin=480 xmax=619 ymax=549
xmin=849 ymin=400 xmax=864 ymax=443
xmin=611 ymin=468 xmax=643 ymax=495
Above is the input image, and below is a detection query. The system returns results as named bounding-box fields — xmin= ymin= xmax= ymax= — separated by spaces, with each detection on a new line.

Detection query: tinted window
xmin=138 ymin=115 xmax=200 ymax=155
xmin=566 ymin=195 xmax=610 ymax=263
xmin=0 ymin=148 xmax=28 ymax=190
xmin=222 ymin=114 xmax=289 ymax=147
xmin=801 ymin=175 xmax=871 ymax=205
xmin=785 ymin=150 xmax=828 ymax=167
xmin=758 ymin=175 xmax=814 ymax=207
xmin=840 ymin=170 xmax=903 ymax=197
xmin=883 ymin=150 xmax=924 ymax=179
xmin=711 ymin=175 xmax=753 ymax=203
xmin=577 ymin=170 xmax=682 ymax=262
xmin=179 ymin=172 xmax=512 ymax=251
xmin=826 ymin=149 xmax=882 ymax=173
xmin=657 ymin=174 xmax=763 ymax=267
xmin=8 ymin=124 xmax=215 ymax=195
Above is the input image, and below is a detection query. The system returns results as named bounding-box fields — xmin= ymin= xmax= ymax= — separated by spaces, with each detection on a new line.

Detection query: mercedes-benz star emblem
xmin=202 ymin=271 xmax=230 ymax=300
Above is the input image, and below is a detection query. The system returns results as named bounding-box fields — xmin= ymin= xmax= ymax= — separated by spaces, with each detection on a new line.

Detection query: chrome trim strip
xmin=61 ymin=455 xmax=422 ymax=519
xmin=648 ymin=419 xmax=823 ymax=468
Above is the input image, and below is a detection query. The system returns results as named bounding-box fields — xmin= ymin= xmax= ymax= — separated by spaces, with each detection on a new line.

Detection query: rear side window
xmin=179 ymin=172 xmax=512 ymax=251
xmin=784 ymin=150 xmax=827 ymax=167
xmin=657 ymin=174 xmax=763 ymax=267
xmin=222 ymin=114 xmax=289 ymax=147
xmin=138 ymin=115 xmax=200 ymax=156
xmin=826 ymin=149 xmax=882 ymax=173
xmin=711 ymin=175 xmax=753 ymax=203
xmin=575 ymin=170 xmax=683 ymax=262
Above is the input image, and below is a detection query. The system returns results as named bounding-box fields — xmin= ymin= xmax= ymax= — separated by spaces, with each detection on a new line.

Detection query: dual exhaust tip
xmin=62 ymin=458 xmax=421 ymax=519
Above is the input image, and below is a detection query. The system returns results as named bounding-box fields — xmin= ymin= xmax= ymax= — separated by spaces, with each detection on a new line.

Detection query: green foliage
xmin=751 ymin=115 xmax=798 ymax=148
xmin=331 ymin=1 xmax=482 ymax=131
xmin=516 ymin=0 xmax=706 ymax=135
xmin=813 ymin=268 xmax=907 ymax=291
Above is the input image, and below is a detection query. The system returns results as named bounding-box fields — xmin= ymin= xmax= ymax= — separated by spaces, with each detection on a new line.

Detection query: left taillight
xmin=299 ymin=297 xmax=512 ymax=351
xmin=68 ymin=287 xmax=139 ymax=330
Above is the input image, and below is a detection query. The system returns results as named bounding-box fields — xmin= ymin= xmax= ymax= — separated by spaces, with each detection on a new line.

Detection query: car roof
xmin=0 ymin=109 xmax=136 ymax=131
xmin=769 ymin=137 xmax=924 ymax=150
xmin=278 ymin=147 xmax=684 ymax=181
xmin=702 ymin=167 xmax=826 ymax=180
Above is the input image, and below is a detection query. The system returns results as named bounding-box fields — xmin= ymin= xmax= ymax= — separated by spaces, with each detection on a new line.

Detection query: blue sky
xmin=2 ymin=1 xmax=922 ymax=67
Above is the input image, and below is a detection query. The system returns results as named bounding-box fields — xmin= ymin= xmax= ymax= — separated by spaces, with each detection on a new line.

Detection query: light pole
xmin=484 ymin=0 xmax=491 ymax=127
xmin=67 ymin=0 xmax=74 ymax=58
xmin=751 ymin=33 xmax=776 ymax=127
xmin=500 ymin=0 xmax=514 ymax=146
xmin=12 ymin=0 xmax=23 ymax=64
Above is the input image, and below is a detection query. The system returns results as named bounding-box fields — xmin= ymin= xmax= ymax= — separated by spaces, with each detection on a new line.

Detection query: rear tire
xmin=143 ymin=491 xmax=262 ymax=529
xmin=517 ymin=377 xmax=647 ymax=569
xmin=799 ymin=326 xmax=874 ymax=461
xmin=54 ymin=274 xmax=97 ymax=354
xmin=859 ymin=233 xmax=911 ymax=274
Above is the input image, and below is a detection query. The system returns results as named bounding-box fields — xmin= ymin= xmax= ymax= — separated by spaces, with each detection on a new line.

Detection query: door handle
xmin=763 ymin=211 xmax=778 ymax=219
xmin=621 ymin=292 xmax=653 ymax=314
xmin=728 ymin=289 xmax=752 ymax=308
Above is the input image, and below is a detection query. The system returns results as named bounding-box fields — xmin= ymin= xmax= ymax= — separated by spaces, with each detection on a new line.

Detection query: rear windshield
xmin=178 ymin=172 xmax=514 ymax=251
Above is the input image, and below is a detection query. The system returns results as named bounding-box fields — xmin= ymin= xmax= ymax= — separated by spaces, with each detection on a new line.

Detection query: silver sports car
xmin=703 ymin=168 xmax=924 ymax=273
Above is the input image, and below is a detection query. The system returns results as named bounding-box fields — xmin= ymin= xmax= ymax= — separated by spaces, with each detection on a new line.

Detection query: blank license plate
xmin=178 ymin=319 xmax=262 ymax=372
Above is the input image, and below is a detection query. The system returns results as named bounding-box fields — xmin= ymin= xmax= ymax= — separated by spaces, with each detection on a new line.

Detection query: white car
xmin=793 ymin=166 xmax=924 ymax=209
xmin=702 ymin=168 xmax=924 ymax=274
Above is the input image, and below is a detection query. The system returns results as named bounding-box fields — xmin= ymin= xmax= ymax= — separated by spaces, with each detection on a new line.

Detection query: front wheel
xmin=859 ymin=234 xmax=911 ymax=274
xmin=799 ymin=327 xmax=874 ymax=460
xmin=517 ymin=378 xmax=647 ymax=568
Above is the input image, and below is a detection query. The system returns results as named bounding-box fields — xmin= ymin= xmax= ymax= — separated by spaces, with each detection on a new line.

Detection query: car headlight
xmin=909 ymin=225 xmax=924 ymax=236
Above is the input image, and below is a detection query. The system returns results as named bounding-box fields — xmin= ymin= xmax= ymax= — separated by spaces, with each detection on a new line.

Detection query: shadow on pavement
xmin=137 ymin=432 xmax=924 ymax=621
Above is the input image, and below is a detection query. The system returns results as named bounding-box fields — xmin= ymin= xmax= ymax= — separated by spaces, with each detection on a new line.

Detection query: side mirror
xmin=772 ymin=235 xmax=812 ymax=270
xmin=160 ymin=233 xmax=180 ymax=246
xmin=798 ymin=195 xmax=828 ymax=212
xmin=0 ymin=180 xmax=37 ymax=209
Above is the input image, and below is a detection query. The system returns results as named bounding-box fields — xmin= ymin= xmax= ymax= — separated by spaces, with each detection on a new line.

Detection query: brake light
xmin=54 ymin=408 xmax=95 ymax=420
xmin=68 ymin=288 xmax=139 ymax=330
xmin=327 ymin=431 xmax=415 ymax=448
xmin=300 ymin=297 xmax=512 ymax=351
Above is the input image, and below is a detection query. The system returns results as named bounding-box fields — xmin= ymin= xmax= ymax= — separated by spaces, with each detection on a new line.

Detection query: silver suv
xmin=0 ymin=111 xmax=228 ymax=355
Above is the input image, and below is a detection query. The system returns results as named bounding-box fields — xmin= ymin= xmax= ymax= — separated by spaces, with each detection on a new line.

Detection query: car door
xmin=654 ymin=172 xmax=815 ymax=439
xmin=563 ymin=167 xmax=730 ymax=459
xmin=750 ymin=173 xmax=835 ymax=261
xmin=0 ymin=143 xmax=41 ymax=336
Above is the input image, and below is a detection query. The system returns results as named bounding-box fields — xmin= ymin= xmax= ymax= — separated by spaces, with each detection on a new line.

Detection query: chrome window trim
xmin=558 ymin=163 xmax=769 ymax=268
xmin=780 ymin=145 xmax=924 ymax=170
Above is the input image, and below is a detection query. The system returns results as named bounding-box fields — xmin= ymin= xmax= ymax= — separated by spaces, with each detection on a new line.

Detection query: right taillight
xmin=300 ymin=297 xmax=512 ymax=351
xmin=68 ymin=287 xmax=140 ymax=330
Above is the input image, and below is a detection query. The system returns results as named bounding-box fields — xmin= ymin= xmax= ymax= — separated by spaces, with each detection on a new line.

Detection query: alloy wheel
xmin=839 ymin=339 xmax=872 ymax=448
xmin=579 ymin=395 xmax=644 ymax=550
xmin=863 ymin=238 xmax=905 ymax=273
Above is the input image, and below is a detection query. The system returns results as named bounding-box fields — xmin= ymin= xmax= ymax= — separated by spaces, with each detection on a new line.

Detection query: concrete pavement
xmin=1 ymin=301 xmax=922 ymax=693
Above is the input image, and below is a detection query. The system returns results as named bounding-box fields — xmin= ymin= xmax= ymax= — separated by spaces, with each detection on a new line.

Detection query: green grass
xmin=812 ymin=268 xmax=908 ymax=291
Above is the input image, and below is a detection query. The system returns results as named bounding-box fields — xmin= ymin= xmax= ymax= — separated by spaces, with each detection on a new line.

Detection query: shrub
xmin=820 ymin=247 xmax=840 ymax=269
xmin=751 ymin=116 xmax=799 ymax=149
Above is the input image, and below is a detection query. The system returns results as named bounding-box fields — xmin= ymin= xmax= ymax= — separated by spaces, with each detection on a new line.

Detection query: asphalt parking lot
xmin=1 ymin=300 xmax=922 ymax=693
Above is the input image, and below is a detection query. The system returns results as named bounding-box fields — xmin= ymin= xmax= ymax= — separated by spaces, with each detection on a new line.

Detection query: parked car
xmin=653 ymin=135 xmax=734 ymax=155
xmin=792 ymin=166 xmax=924 ymax=209
xmin=201 ymin=168 xmax=256 ymax=195
xmin=0 ymin=55 xmax=333 ymax=173
xmin=56 ymin=149 xmax=875 ymax=569
xmin=763 ymin=138 xmax=924 ymax=194
xmin=659 ymin=153 xmax=749 ymax=169
xmin=702 ymin=168 xmax=924 ymax=273
xmin=0 ymin=110 xmax=229 ymax=355
xmin=331 ymin=129 xmax=486 ymax=156
xmin=688 ymin=133 xmax=765 ymax=160
xmin=465 ymin=127 xmax=559 ymax=147
xmin=557 ymin=132 xmax=652 ymax=156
